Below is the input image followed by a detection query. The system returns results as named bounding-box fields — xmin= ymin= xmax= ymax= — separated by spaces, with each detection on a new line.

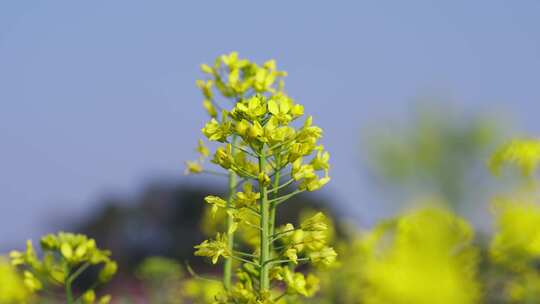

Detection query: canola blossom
xmin=10 ymin=232 xmax=116 ymax=304
xmin=188 ymin=52 xmax=335 ymax=303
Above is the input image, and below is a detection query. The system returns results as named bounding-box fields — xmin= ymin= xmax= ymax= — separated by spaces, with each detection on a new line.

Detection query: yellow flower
xmin=200 ymin=63 xmax=214 ymax=75
xmin=194 ymin=234 xmax=230 ymax=264
xmin=196 ymin=79 xmax=213 ymax=99
xmin=82 ymin=289 xmax=96 ymax=304
xmin=202 ymin=118 xmax=232 ymax=142
xmin=490 ymin=139 xmax=540 ymax=176
xmin=301 ymin=212 xmax=328 ymax=232
xmin=284 ymin=248 xmax=298 ymax=265
xmin=235 ymin=183 xmax=260 ymax=208
xmin=202 ymin=99 xmax=217 ymax=118
xmin=212 ymin=144 xmax=234 ymax=169
xmin=233 ymin=95 xmax=268 ymax=121
xmin=0 ymin=257 xmax=31 ymax=303
xmin=490 ymin=199 xmax=540 ymax=270
xmin=98 ymin=261 xmax=117 ymax=283
xmin=23 ymin=271 xmax=42 ymax=292
xmin=310 ymin=147 xmax=330 ymax=171
xmin=309 ymin=247 xmax=337 ymax=267
xmin=185 ymin=161 xmax=203 ymax=174
xmin=291 ymin=158 xmax=316 ymax=181
xmin=204 ymin=195 xmax=227 ymax=217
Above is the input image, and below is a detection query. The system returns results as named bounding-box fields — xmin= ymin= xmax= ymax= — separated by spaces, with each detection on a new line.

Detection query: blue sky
xmin=1 ymin=1 xmax=540 ymax=247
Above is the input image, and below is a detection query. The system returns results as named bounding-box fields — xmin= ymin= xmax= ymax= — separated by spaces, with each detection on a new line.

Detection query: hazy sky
xmin=2 ymin=1 xmax=540 ymax=247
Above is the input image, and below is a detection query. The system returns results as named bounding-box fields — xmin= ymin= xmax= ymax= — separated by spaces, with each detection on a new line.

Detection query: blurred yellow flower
xmin=0 ymin=257 xmax=31 ymax=304
xmin=358 ymin=207 xmax=480 ymax=304
xmin=489 ymin=139 xmax=540 ymax=176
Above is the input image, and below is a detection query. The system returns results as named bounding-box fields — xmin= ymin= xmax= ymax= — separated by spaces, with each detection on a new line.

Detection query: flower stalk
xmin=258 ymin=148 xmax=271 ymax=291
xmin=224 ymin=138 xmax=237 ymax=290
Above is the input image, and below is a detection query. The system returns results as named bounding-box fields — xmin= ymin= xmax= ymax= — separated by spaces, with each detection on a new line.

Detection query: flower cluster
xmin=10 ymin=232 xmax=116 ymax=304
xmin=186 ymin=52 xmax=287 ymax=175
xmin=188 ymin=53 xmax=336 ymax=303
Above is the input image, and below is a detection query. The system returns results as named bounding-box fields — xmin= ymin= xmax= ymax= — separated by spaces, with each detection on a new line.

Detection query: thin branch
xmin=230 ymin=255 xmax=259 ymax=267
xmin=270 ymin=227 xmax=301 ymax=242
xmin=68 ymin=262 xmax=90 ymax=283
xmin=242 ymin=221 xmax=263 ymax=231
xmin=274 ymin=292 xmax=287 ymax=302
xmin=233 ymin=167 xmax=258 ymax=179
xmin=226 ymin=141 xmax=259 ymax=158
xmin=202 ymin=170 xmax=229 ymax=177
xmin=233 ymin=250 xmax=258 ymax=259
xmin=240 ymin=206 xmax=261 ymax=217
xmin=267 ymin=178 xmax=294 ymax=193
xmin=264 ymin=257 xmax=310 ymax=267
xmin=268 ymin=189 xmax=304 ymax=205
xmin=185 ymin=262 xmax=224 ymax=284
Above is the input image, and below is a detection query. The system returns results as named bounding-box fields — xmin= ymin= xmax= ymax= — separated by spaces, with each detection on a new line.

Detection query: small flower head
xmin=204 ymin=195 xmax=227 ymax=217
xmin=194 ymin=233 xmax=230 ymax=264
xmin=309 ymin=247 xmax=337 ymax=267
xmin=235 ymin=182 xmax=260 ymax=208
xmin=301 ymin=212 xmax=328 ymax=232
xmin=184 ymin=161 xmax=203 ymax=174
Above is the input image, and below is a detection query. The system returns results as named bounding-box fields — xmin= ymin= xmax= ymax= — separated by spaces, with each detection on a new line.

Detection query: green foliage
xmin=10 ymin=232 xmax=116 ymax=304
xmin=364 ymin=103 xmax=501 ymax=209
xmin=187 ymin=52 xmax=336 ymax=303
xmin=136 ymin=256 xmax=183 ymax=282
xmin=136 ymin=256 xmax=184 ymax=304
xmin=183 ymin=278 xmax=224 ymax=304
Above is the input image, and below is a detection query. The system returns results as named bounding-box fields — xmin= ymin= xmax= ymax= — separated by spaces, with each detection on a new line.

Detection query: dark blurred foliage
xmin=74 ymin=179 xmax=341 ymax=274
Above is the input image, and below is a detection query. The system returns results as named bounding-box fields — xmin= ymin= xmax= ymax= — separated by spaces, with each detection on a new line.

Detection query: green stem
xmin=224 ymin=137 xmax=238 ymax=291
xmin=69 ymin=262 xmax=90 ymax=283
xmin=258 ymin=148 xmax=270 ymax=292
xmin=269 ymin=150 xmax=281 ymax=251
xmin=64 ymin=264 xmax=73 ymax=304
xmin=65 ymin=262 xmax=91 ymax=304
xmin=65 ymin=282 xmax=73 ymax=304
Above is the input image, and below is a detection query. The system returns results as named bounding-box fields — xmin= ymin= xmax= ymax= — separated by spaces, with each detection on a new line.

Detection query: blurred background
xmin=2 ymin=1 xmax=540 ymax=303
